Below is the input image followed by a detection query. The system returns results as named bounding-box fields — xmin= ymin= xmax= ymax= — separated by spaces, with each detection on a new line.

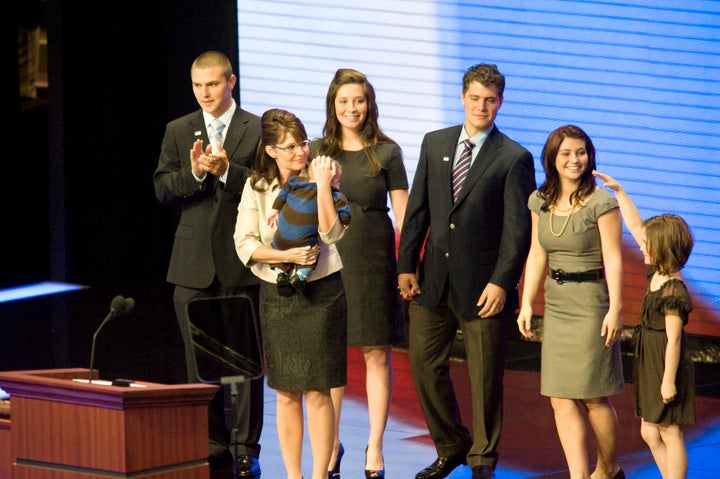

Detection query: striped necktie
xmin=452 ymin=139 xmax=475 ymax=202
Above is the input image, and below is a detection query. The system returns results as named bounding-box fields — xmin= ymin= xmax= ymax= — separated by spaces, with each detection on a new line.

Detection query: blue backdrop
xmin=236 ymin=0 xmax=720 ymax=333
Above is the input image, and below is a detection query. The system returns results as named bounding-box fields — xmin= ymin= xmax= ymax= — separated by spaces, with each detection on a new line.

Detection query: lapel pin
xmin=443 ymin=156 xmax=450 ymax=162
xmin=194 ymin=131 xmax=202 ymax=136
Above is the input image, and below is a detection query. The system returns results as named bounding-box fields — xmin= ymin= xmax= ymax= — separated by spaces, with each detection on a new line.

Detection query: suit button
xmin=449 ymin=223 xmax=456 ymax=229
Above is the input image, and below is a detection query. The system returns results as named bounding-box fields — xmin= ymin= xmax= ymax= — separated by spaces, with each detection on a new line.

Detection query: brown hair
xmin=318 ymin=68 xmax=397 ymax=176
xmin=537 ymin=124 xmax=597 ymax=211
xmin=462 ymin=63 xmax=505 ymax=96
xmin=250 ymin=109 xmax=308 ymax=191
xmin=643 ymin=214 xmax=694 ymax=275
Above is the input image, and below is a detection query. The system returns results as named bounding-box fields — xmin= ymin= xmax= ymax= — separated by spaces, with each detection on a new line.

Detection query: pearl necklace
xmin=549 ymin=202 xmax=578 ymax=237
xmin=553 ymin=202 xmax=576 ymax=213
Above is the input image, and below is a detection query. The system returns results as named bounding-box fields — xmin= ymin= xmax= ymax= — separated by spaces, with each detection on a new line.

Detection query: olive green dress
xmin=529 ymin=189 xmax=624 ymax=398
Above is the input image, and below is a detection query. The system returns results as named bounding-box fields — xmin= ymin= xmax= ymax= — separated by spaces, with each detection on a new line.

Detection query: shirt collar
xmin=204 ymin=99 xmax=236 ymax=129
xmin=459 ymin=124 xmax=492 ymax=148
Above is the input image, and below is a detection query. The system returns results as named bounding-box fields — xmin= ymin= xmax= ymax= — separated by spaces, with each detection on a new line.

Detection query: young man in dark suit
xmin=154 ymin=51 xmax=263 ymax=479
xmin=397 ymin=63 xmax=536 ymax=479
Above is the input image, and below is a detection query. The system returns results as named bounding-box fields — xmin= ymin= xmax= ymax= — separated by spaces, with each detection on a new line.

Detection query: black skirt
xmin=259 ymin=272 xmax=347 ymax=390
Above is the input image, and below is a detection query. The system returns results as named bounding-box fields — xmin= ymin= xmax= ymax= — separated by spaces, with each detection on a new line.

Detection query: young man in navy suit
xmin=398 ymin=63 xmax=536 ymax=479
xmin=154 ymin=51 xmax=263 ymax=478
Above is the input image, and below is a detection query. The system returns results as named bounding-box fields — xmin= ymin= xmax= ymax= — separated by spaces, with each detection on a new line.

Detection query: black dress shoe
xmin=236 ymin=454 xmax=261 ymax=478
xmin=415 ymin=453 xmax=467 ymax=479
xmin=277 ymin=272 xmax=294 ymax=297
xmin=471 ymin=465 xmax=495 ymax=479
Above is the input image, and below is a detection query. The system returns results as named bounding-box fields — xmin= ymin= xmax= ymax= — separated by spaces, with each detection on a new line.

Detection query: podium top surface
xmin=0 ymin=368 xmax=218 ymax=410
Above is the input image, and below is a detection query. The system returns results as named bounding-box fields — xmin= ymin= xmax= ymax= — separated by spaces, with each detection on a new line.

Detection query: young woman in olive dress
xmin=517 ymin=125 xmax=625 ymax=479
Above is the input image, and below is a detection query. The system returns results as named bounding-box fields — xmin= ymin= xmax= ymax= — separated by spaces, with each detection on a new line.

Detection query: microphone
xmin=123 ymin=297 xmax=135 ymax=315
xmin=88 ymin=295 xmax=135 ymax=383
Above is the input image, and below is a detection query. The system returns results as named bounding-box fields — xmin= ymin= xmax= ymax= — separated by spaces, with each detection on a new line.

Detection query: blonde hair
xmin=191 ymin=51 xmax=233 ymax=80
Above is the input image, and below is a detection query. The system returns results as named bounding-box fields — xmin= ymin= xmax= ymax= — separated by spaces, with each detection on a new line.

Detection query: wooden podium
xmin=0 ymin=368 xmax=219 ymax=479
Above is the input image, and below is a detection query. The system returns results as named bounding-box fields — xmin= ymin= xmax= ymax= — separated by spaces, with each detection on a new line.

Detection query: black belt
xmin=549 ymin=268 xmax=604 ymax=284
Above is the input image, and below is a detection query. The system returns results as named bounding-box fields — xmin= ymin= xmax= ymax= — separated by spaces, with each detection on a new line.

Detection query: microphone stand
xmin=88 ymin=314 xmax=115 ymax=382
xmin=89 ymin=295 xmax=131 ymax=383
xmin=220 ymin=375 xmax=246 ymax=479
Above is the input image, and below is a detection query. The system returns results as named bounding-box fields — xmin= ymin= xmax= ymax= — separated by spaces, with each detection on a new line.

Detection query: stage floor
xmin=257 ymin=343 xmax=720 ymax=479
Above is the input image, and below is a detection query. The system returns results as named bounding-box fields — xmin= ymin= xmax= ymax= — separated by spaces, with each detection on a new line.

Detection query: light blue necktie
xmin=209 ymin=118 xmax=225 ymax=153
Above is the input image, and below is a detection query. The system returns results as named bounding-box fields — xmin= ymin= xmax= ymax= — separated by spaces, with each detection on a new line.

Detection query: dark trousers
xmin=174 ymin=282 xmax=264 ymax=459
xmin=407 ymin=289 xmax=506 ymax=469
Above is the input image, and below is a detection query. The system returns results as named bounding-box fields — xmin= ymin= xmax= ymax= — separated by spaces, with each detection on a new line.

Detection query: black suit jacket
xmin=397 ymin=125 xmax=536 ymax=317
xmin=154 ymin=107 xmax=261 ymax=289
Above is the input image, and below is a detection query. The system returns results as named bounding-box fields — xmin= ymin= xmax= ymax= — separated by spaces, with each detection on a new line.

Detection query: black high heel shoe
xmin=364 ymin=445 xmax=385 ymax=478
xmin=612 ymin=469 xmax=625 ymax=479
xmin=328 ymin=442 xmax=344 ymax=479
